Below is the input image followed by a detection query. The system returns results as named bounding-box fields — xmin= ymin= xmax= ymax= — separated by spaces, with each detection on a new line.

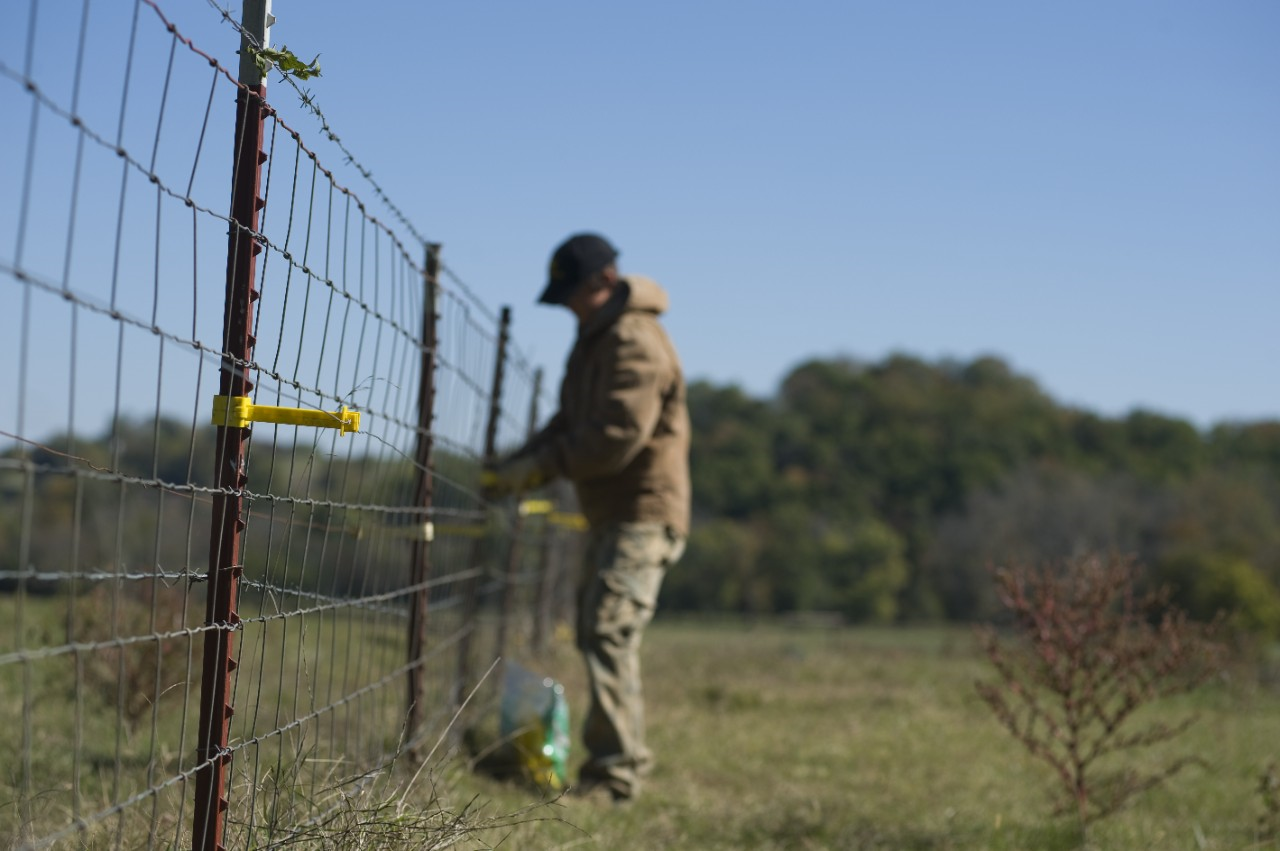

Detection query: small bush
xmin=70 ymin=582 xmax=194 ymax=730
xmin=1156 ymin=551 xmax=1280 ymax=639
xmin=1261 ymin=761 xmax=1280 ymax=842
xmin=976 ymin=554 xmax=1226 ymax=829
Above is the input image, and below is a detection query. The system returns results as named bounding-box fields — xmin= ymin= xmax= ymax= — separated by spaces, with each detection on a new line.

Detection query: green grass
xmin=0 ymin=591 xmax=476 ymax=848
xmin=4 ymin=602 xmax=1279 ymax=849
xmin=448 ymin=620 xmax=1280 ymax=850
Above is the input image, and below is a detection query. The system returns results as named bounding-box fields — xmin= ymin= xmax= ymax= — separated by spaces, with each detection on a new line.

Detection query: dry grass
xmin=445 ymin=619 xmax=1280 ymax=851
xmin=4 ymin=612 xmax=1279 ymax=849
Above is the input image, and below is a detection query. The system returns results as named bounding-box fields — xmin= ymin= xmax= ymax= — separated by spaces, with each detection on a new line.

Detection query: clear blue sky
xmin=3 ymin=0 xmax=1277 ymax=438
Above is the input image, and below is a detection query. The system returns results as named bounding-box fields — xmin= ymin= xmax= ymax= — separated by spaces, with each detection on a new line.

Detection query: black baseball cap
xmin=539 ymin=233 xmax=619 ymax=305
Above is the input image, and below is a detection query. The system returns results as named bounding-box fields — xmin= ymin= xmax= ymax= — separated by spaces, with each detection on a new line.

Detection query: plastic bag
xmin=499 ymin=662 xmax=570 ymax=791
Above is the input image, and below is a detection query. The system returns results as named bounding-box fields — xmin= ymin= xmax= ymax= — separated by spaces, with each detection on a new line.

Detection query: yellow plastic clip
xmin=212 ymin=395 xmax=361 ymax=435
xmin=518 ymin=499 xmax=587 ymax=530
xmin=549 ymin=512 xmax=589 ymax=531
xmin=518 ymin=499 xmax=555 ymax=517
xmin=346 ymin=522 xmax=433 ymax=542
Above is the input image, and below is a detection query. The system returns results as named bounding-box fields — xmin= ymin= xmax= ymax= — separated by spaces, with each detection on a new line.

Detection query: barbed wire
xmin=193 ymin=0 xmax=501 ymax=326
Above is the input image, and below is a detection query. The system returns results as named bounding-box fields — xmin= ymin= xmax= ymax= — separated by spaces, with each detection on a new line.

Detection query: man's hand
xmin=482 ymin=454 xmax=546 ymax=497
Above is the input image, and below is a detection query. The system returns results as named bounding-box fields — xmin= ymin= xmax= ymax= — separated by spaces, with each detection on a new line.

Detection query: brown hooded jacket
xmin=521 ymin=275 xmax=690 ymax=536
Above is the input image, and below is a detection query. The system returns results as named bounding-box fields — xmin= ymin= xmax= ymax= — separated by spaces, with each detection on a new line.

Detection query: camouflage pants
xmin=576 ymin=522 xmax=685 ymax=798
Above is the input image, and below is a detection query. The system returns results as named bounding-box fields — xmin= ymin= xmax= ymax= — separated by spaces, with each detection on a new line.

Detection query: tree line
xmin=3 ymin=352 xmax=1279 ymax=634
xmin=664 ymin=354 xmax=1280 ymax=634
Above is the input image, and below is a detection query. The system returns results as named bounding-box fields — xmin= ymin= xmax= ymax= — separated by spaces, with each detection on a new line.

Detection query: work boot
xmin=568 ymin=779 xmax=632 ymax=806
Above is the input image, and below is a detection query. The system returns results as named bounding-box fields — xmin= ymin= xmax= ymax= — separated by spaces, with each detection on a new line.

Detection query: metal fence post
xmin=453 ymin=306 xmax=510 ymax=714
xmin=406 ymin=243 xmax=440 ymax=761
xmin=496 ymin=367 xmax=541 ymax=662
xmin=533 ymin=521 xmax=561 ymax=656
xmin=193 ymin=2 xmax=272 ymax=847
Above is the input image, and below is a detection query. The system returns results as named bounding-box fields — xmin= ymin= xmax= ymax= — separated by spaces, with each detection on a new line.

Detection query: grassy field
xmin=4 ymin=610 xmax=1279 ymax=849
xmin=0 ymin=591 xmax=474 ymax=849
xmin=438 ymin=620 xmax=1280 ymax=851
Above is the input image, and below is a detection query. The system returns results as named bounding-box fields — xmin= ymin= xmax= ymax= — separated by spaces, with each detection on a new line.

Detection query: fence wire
xmin=0 ymin=1 xmax=574 ymax=848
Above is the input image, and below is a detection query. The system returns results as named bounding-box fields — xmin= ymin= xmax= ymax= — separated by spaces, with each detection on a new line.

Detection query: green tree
xmin=664 ymin=518 xmax=764 ymax=614
xmin=1156 ymin=552 xmax=1280 ymax=638
xmin=819 ymin=517 xmax=909 ymax=623
xmin=687 ymin=382 xmax=778 ymax=518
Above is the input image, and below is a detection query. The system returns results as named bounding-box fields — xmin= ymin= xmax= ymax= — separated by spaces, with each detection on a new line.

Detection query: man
xmin=487 ymin=233 xmax=690 ymax=802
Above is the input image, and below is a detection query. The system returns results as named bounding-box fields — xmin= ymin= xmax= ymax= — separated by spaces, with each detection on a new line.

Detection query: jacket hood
xmin=580 ymin=275 xmax=668 ymax=338
xmin=622 ymin=275 xmax=668 ymax=315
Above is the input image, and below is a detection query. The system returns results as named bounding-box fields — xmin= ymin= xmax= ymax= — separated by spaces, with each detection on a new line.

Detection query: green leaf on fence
xmin=248 ymin=44 xmax=322 ymax=81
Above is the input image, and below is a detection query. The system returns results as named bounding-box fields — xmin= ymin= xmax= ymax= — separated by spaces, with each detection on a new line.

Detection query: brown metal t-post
xmin=453 ymin=306 xmax=510 ymax=713
xmin=193 ymin=2 xmax=271 ymax=848
xmin=496 ymin=367 xmax=541 ymax=660
xmin=406 ymin=243 xmax=440 ymax=761
xmin=483 ymin=308 xmax=511 ymax=467
xmin=532 ymin=518 xmax=557 ymax=656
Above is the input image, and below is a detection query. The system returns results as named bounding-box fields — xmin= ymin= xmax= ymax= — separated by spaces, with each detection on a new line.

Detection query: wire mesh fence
xmin=0 ymin=1 xmax=578 ymax=847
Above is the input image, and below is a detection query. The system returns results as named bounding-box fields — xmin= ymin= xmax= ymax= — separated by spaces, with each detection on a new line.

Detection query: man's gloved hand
xmin=481 ymin=454 xmax=546 ymax=497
